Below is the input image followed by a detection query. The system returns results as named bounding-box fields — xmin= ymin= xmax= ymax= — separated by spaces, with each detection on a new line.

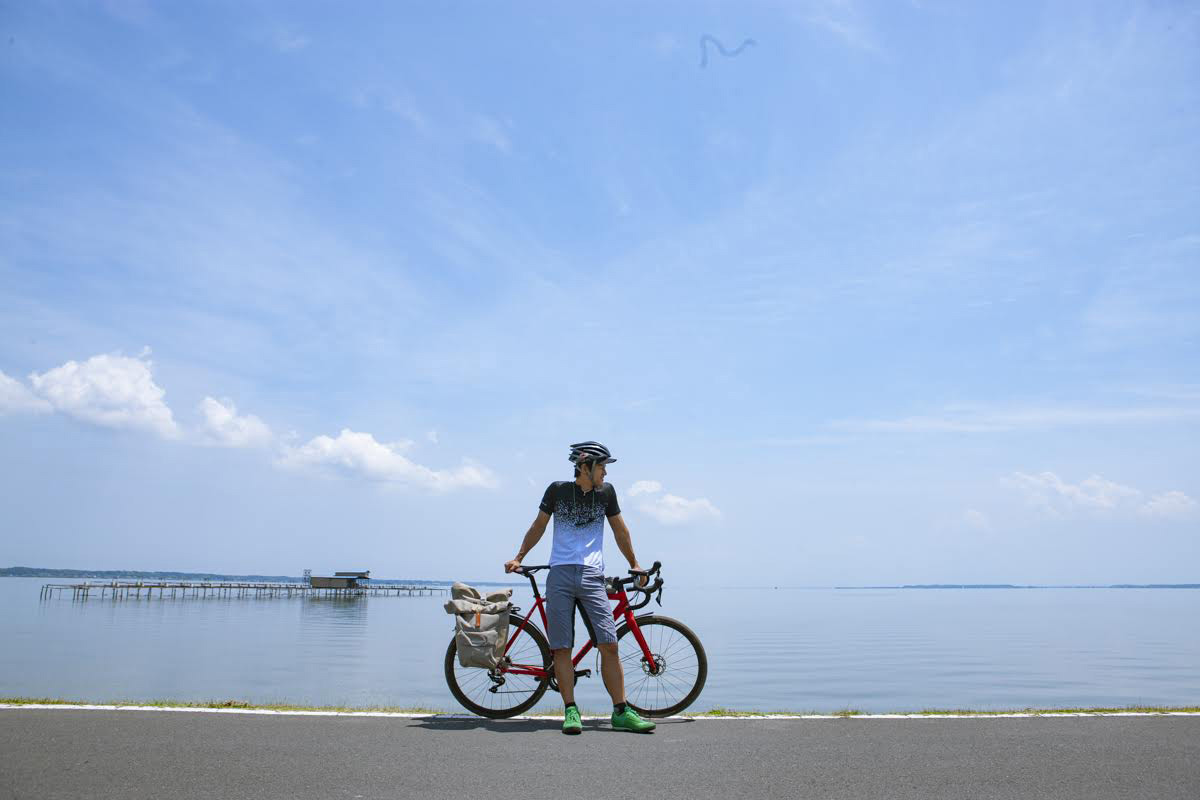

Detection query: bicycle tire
xmin=444 ymin=613 xmax=552 ymax=718
xmin=614 ymin=614 xmax=707 ymax=717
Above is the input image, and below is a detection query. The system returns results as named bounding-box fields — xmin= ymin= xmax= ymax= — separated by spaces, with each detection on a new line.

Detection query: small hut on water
xmin=307 ymin=570 xmax=370 ymax=589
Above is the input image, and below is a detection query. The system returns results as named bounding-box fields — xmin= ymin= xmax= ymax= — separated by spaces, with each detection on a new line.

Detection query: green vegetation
xmin=692 ymin=708 xmax=865 ymax=717
xmin=913 ymin=705 xmax=1200 ymax=716
xmin=693 ymin=707 xmax=768 ymax=717
xmin=3 ymin=697 xmax=1198 ymax=716
xmin=0 ymin=697 xmax=441 ymax=714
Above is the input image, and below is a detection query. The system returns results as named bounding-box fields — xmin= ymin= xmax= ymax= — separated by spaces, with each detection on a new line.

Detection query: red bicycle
xmin=444 ymin=561 xmax=707 ymax=718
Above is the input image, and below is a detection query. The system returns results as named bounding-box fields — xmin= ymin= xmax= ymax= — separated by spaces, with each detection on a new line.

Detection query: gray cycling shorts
xmin=545 ymin=564 xmax=618 ymax=651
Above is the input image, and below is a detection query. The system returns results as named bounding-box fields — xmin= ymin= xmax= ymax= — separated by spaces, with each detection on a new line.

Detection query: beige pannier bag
xmin=444 ymin=583 xmax=513 ymax=669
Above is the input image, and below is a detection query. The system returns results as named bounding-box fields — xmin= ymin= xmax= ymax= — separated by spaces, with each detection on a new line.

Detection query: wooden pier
xmin=39 ymin=581 xmax=449 ymax=601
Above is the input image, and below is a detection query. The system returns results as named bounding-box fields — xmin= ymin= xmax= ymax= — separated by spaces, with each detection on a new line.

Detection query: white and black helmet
xmin=568 ymin=441 xmax=617 ymax=466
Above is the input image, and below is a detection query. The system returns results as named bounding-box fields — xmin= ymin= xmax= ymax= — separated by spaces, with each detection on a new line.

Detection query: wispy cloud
xmin=627 ymin=479 xmax=720 ymax=525
xmin=1007 ymin=471 xmax=1196 ymax=519
xmin=962 ymin=509 xmax=990 ymax=530
xmin=274 ymin=31 xmax=310 ymax=53
xmin=278 ymin=429 xmax=498 ymax=492
xmin=628 ymin=480 xmax=663 ymax=496
xmin=0 ymin=370 xmax=52 ymax=415
xmin=197 ymin=396 xmax=272 ymax=448
xmin=651 ymin=32 xmax=681 ymax=57
xmin=831 ymin=405 xmax=1200 ymax=434
xmin=472 ymin=114 xmax=512 ymax=154
xmin=796 ymin=0 xmax=882 ymax=54
xmin=348 ymin=85 xmax=430 ymax=133
xmin=1140 ymin=490 xmax=1198 ymax=519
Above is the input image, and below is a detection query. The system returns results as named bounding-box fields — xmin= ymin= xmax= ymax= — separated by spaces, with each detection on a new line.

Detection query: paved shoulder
xmin=1 ymin=710 xmax=1197 ymax=800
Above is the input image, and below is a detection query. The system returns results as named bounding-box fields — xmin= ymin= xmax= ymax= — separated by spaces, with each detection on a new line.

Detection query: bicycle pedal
xmin=574 ymin=669 xmax=592 ymax=679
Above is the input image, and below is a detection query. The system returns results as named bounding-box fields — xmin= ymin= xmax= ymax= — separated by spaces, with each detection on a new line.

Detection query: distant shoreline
xmin=3 ymin=567 xmax=1196 ymax=589
xmin=0 ymin=567 xmax=512 ymax=586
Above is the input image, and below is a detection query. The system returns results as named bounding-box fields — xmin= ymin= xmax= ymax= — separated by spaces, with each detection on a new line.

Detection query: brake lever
xmin=654 ymin=579 xmax=664 ymax=607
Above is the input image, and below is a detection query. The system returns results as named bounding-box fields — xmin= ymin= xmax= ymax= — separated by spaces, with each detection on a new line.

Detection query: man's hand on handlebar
xmin=504 ymin=558 xmax=522 ymax=574
xmin=627 ymin=560 xmax=662 ymax=588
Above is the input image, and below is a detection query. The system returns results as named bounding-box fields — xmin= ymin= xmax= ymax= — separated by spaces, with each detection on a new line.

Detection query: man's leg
xmin=545 ymin=566 xmax=577 ymax=703
xmin=577 ymin=569 xmax=654 ymax=732
xmin=553 ymin=648 xmax=576 ymax=705
xmin=597 ymin=642 xmax=624 ymax=704
xmin=545 ymin=566 xmax=583 ymax=734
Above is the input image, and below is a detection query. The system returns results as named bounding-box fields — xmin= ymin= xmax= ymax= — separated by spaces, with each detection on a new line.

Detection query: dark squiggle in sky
xmin=699 ymin=35 xmax=757 ymax=68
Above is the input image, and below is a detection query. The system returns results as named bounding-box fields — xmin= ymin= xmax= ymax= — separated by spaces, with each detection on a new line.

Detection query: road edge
xmin=3 ymin=703 xmax=1200 ymax=721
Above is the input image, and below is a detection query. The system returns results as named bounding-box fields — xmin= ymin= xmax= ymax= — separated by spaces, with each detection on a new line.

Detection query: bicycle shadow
xmin=412 ymin=716 xmax=695 ymax=733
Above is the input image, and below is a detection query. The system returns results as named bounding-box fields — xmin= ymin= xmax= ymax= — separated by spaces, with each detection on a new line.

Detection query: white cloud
xmin=1140 ymin=491 xmax=1198 ymax=519
xmin=0 ymin=370 xmax=51 ymax=414
xmin=278 ymin=428 xmax=497 ymax=492
xmin=833 ymin=405 xmax=1200 ymax=434
xmin=626 ymin=479 xmax=720 ymax=525
xmin=797 ymin=0 xmax=881 ymax=54
xmin=197 ymin=396 xmax=272 ymax=448
xmin=27 ymin=351 xmax=178 ymax=438
xmin=640 ymin=493 xmax=722 ymax=525
xmin=1009 ymin=471 xmax=1141 ymax=516
xmin=628 ymin=480 xmax=663 ymax=496
xmin=1007 ymin=471 xmax=1195 ymax=519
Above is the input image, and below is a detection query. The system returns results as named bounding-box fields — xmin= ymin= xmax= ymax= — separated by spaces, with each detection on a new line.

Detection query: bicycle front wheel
xmin=444 ymin=613 xmax=552 ymax=718
xmin=615 ymin=614 xmax=707 ymax=717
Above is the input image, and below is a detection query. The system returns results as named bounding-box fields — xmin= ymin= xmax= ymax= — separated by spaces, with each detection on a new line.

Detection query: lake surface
xmin=2 ymin=577 xmax=1197 ymax=713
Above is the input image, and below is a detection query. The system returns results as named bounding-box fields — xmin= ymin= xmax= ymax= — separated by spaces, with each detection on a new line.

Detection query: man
xmin=504 ymin=441 xmax=657 ymax=735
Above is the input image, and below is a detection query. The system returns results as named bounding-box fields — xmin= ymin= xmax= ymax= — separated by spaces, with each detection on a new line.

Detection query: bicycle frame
xmin=501 ymin=575 xmax=656 ymax=680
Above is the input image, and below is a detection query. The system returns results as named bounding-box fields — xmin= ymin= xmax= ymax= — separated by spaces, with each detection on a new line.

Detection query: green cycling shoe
xmin=562 ymin=705 xmax=582 ymax=735
xmin=611 ymin=705 xmax=656 ymax=733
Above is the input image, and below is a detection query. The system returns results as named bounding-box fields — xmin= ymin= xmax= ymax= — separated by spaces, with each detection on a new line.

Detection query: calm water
xmin=2 ymin=577 xmax=1197 ymax=713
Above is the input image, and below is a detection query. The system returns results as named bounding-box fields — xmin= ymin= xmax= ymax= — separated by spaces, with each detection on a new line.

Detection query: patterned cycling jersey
xmin=539 ymin=481 xmax=621 ymax=571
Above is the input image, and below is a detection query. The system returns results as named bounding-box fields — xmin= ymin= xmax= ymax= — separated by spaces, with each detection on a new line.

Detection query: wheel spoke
xmin=616 ymin=618 xmax=706 ymax=716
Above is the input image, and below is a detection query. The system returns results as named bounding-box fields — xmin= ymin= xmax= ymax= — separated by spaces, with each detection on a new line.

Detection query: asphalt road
xmin=1 ymin=710 xmax=1197 ymax=800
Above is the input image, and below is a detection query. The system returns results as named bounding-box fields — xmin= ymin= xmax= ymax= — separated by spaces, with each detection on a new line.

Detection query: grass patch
xmin=684 ymin=704 xmax=1200 ymax=717
xmin=693 ymin=707 xmax=767 ymax=717
xmin=0 ymin=697 xmax=442 ymax=714
xmin=914 ymin=705 xmax=1200 ymax=716
xmin=688 ymin=708 xmax=864 ymax=717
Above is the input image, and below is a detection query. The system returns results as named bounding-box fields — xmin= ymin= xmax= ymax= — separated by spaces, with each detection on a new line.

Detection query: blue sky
xmin=1 ymin=1 xmax=1197 ymax=585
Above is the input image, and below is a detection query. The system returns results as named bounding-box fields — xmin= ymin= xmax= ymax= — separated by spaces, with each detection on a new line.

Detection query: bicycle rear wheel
xmin=444 ymin=613 xmax=552 ymax=718
xmin=614 ymin=614 xmax=707 ymax=717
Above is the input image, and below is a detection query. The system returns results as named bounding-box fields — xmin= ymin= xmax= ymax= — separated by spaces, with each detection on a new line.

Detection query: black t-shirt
xmin=539 ymin=481 xmax=621 ymax=527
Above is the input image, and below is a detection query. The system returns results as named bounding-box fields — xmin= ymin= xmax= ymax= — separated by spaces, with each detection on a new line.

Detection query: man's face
xmin=587 ymin=462 xmax=607 ymax=484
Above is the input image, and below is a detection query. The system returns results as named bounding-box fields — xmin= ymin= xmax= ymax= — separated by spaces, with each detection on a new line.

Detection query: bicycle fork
xmin=623 ymin=612 xmax=664 ymax=676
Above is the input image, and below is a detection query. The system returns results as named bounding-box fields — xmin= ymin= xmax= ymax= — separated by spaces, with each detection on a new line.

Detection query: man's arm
xmin=607 ymin=513 xmax=646 ymax=583
xmin=504 ymin=511 xmax=551 ymax=573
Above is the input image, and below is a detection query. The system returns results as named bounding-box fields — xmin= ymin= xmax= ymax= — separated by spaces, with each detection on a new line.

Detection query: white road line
xmin=2 ymin=704 xmax=1198 ymax=720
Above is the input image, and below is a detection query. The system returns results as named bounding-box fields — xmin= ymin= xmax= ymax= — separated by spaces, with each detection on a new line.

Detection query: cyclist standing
xmin=504 ymin=441 xmax=657 ymax=735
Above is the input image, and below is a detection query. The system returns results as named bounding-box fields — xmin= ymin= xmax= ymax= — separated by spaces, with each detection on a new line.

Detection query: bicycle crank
xmin=548 ymin=668 xmax=592 ymax=692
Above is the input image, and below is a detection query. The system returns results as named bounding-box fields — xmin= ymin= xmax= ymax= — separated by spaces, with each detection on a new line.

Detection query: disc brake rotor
xmin=641 ymin=654 xmax=665 ymax=676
